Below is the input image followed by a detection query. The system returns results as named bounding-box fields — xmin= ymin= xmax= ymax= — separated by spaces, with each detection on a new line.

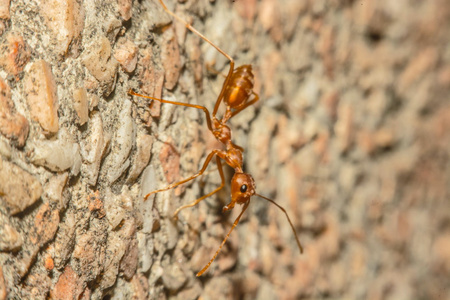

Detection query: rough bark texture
xmin=0 ymin=0 xmax=449 ymax=299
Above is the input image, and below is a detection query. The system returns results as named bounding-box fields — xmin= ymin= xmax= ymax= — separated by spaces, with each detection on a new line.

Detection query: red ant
xmin=129 ymin=0 xmax=303 ymax=277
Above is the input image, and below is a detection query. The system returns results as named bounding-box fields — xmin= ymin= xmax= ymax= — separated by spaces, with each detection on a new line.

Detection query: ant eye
xmin=240 ymin=184 xmax=247 ymax=193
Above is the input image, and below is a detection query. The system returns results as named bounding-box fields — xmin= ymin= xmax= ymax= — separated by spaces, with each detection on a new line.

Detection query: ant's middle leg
xmin=143 ymin=149 xmax=226 ymax=201
xmin=173 ymin=156 xmax=225 ymax=219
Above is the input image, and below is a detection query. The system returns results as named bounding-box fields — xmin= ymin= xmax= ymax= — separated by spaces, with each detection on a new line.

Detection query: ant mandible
xmin=129 ymin=0 xmax=303 ymax=277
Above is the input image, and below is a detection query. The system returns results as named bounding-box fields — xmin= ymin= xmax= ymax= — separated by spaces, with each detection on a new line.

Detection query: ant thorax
xmin=223 ymin=146 xmax=243 ymax=173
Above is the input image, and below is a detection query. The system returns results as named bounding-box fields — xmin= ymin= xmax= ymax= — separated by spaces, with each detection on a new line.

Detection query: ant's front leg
xmin=196 ymin=201 xmax=250 ymax=276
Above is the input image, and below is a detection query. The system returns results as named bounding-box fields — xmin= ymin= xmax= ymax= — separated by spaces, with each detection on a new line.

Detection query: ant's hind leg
xmin=155 ymin=0 xmax=235 ymax=117
xmin=129 ymin=89 xmax=214 ymax=132
xmin=173 ymin=156 xmax=225 ymax=219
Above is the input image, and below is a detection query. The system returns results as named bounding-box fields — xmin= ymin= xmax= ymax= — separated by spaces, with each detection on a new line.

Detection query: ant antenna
xmin=255 ymin=193 xmax=304 ymax=254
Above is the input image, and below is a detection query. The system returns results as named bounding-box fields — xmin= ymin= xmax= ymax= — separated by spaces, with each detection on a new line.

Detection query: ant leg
xmin=196 ymin=201 xmax=250 ymax=276
xmin=156 ymin=0 xmax=234 ymax=117
xmin=173 ymin=156 xmax=225 ymax=219
xmin=230 ymin=92 xmax=260 ymax=119
xmin=129 ymin=89 xmax=214 ymax=132
xmin=143 ymin=149 xmax=225 ymax=201
xmin=157 ymin=0 xmax=233 ymax=63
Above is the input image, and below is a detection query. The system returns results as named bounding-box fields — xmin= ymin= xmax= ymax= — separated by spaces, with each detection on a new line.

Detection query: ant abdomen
xmin=223 ymin=65 xmax=254 ymax=109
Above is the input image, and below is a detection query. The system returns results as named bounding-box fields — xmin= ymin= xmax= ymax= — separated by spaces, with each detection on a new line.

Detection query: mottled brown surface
xmin=0 ymin=0 xmax=449 ymax=299
xmin=0 ymin=77 xmax=28 ymax=146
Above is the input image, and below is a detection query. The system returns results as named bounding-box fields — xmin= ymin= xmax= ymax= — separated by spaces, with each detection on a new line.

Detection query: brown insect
xmin=129 ymin=0 xmax=303 ymax=277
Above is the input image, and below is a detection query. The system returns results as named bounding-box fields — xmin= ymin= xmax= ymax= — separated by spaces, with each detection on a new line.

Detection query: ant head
xmin=230 ymin=172 xmax=256 ymax=205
